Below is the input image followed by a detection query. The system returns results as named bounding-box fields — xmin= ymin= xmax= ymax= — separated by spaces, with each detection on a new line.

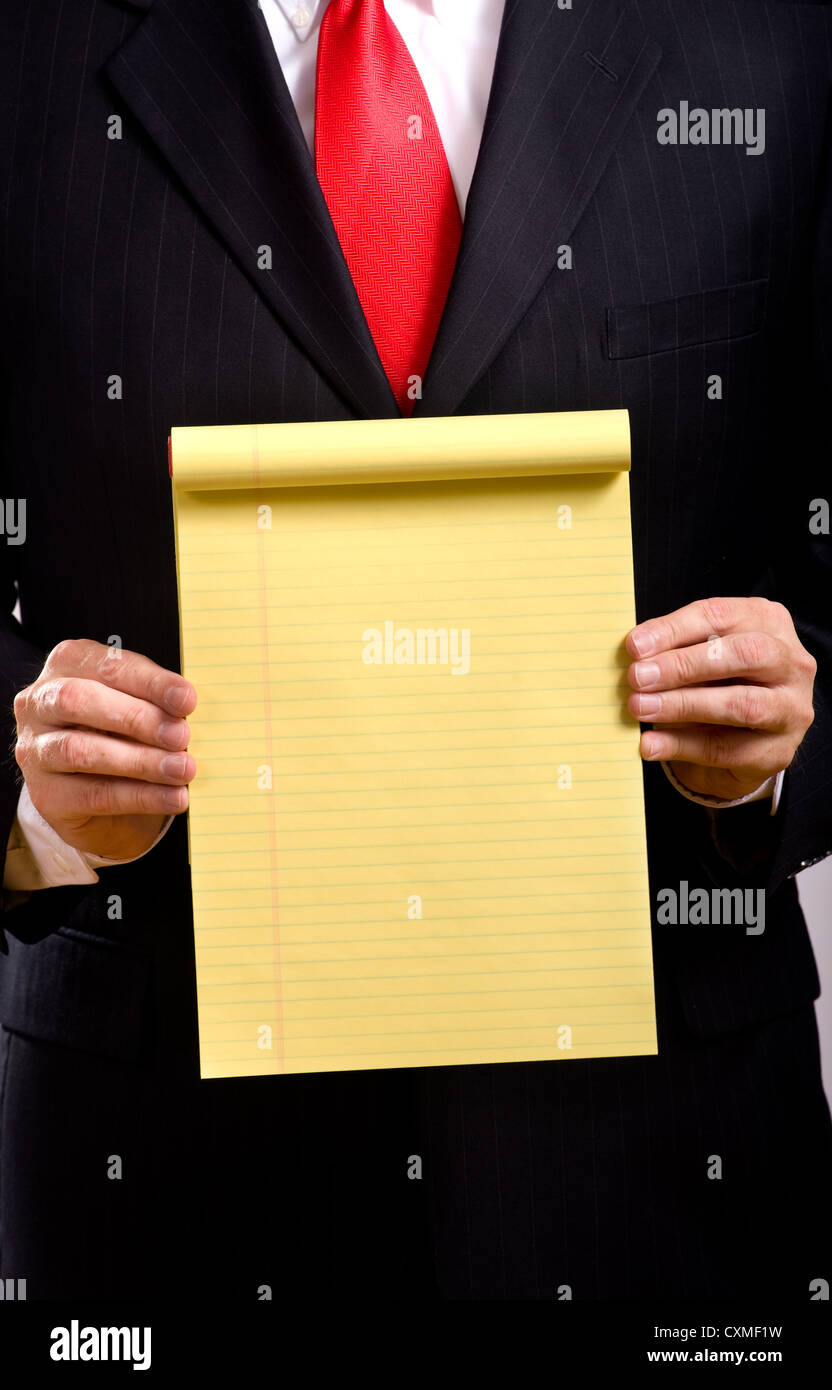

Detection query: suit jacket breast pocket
xmin=606 ymin=278 xmax=768 ymax=360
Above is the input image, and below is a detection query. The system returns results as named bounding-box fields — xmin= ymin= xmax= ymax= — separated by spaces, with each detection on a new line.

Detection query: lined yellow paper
xmin=171 ymin=411 xmax=656 ymax=1078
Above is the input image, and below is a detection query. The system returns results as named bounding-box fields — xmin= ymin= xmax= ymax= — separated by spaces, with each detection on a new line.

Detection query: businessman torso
xmin=0 ymin=0 xmax=830 ymax=1299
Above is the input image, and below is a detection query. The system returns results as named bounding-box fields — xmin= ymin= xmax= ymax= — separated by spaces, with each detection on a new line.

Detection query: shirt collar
xmin=267 ymin=0 xmax=439 ymax=44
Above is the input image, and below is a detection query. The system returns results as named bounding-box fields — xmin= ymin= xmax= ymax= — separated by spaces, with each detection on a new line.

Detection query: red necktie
xmin=314 ymin=0 xmax=463 ymax=415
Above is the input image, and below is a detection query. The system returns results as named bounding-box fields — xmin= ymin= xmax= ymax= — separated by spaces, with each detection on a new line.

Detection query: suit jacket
xmin=0 ymin=0 xmax=830 ymax=1299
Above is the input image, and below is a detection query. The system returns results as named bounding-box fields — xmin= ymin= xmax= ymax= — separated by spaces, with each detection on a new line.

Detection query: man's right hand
xmin=13 ymin=639 xmax=197 ymax=861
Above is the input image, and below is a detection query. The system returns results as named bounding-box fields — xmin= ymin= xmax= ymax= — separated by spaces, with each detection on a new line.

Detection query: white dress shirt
xmin=259 ymin=0 xmax=504 ymax=215
xmin=2 ymin=0 xmax=778 ymax=892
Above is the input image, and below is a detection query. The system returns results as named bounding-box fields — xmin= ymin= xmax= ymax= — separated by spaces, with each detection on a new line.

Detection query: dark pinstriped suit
xmin=0 ymin=0 xmax=830 ymax=1299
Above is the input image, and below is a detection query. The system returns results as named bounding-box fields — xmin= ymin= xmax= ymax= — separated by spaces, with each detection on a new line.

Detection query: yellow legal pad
xmin=170 ymin=410 xmax=656 ymax=1078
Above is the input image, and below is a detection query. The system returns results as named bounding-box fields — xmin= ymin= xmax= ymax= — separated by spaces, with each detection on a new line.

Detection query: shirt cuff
xmin=661 ymin=762 xmax=784 ymax=816
xmin=3 ymin=782 xmax=175 ymax=891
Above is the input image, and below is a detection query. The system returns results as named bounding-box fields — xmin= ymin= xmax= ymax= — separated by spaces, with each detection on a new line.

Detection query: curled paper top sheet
xmin=170 ymin=409 xmax=631 ymax=491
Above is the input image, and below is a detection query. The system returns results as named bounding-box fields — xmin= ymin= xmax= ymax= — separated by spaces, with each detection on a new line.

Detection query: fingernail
xmin=641 ymin=733 xmax=664 ymax=759
xmin=634 ymin=661 xmax=661 ymax=688
xmin=165 ymin=684 xmax=192 ymax=715
xmin=163 ymin=786 xmax=187 ymax=812
xmin=630 ymin=629 xmax=655 ymax=658
xmin=636 ymin=693 xmax=662 ymax=716
xmin=159 ymin=718 xmax=186 ymax=749
xmin=160 ymin=753 xmax=188 ymax=780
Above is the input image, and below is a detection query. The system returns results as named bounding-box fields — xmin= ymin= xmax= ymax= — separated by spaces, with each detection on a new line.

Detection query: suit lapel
xmin=414 ymin=0 xmax=662 ymax=418
xmin=103 ymin=0 xmax=399 ymax=419
xmin=105 ymin=0 xmax=661 ymax=423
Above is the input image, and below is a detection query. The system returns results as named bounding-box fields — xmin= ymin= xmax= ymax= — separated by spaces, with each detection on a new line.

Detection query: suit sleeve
xmin=0 ymin=401 xmax=92 ymax=944
xmin=707 ymin=76 xmax=832 ymax=895
xmin=0 ymin=559 xmax=48 ymax=889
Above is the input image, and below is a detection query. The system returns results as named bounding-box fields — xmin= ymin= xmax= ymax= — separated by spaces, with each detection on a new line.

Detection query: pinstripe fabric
xmin=0 ymin=0 xmax=830 ymax=1298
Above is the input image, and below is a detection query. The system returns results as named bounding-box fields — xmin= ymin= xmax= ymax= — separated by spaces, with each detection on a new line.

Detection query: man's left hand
xmin=625 ymin=597 xmax=816 ymax=801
